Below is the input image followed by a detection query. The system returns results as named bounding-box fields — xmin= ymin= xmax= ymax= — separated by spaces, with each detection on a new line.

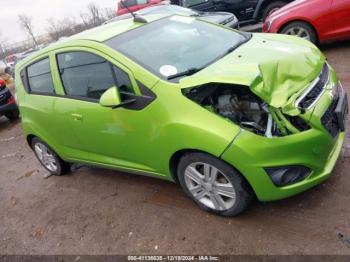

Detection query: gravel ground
xmin=0 ymin=40 xmax=350 ymax=255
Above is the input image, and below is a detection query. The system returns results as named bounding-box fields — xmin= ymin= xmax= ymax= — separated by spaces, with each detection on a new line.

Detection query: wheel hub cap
xmin=184 ymin=162 xmax=236 ymax=211
xmin=34 ymin=143 xmax=58 ymax=172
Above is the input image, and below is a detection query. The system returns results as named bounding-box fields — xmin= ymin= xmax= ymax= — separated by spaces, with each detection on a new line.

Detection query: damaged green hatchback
xmin=15 ymin=15 xmax=348 ymax=216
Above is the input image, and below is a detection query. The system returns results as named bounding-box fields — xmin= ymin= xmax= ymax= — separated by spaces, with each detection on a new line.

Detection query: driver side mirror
xmin=99 ymin=86 xmax=122 ymax=108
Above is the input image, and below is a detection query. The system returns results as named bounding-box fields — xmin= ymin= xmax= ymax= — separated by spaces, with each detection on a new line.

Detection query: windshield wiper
xmin=167 ymin=67 xmax=204 ymax=80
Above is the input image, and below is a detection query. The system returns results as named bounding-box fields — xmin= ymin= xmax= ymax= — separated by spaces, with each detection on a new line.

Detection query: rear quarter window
xmin=26 ymin=58 xmax=55 ymax=94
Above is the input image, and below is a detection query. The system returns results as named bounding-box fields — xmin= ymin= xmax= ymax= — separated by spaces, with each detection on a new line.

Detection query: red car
xmin=263 ymin=0 xmax=350 ymax=44
xmin=117 ymin=0 xmax=164 ymax=16
xmin=0 ymin=78 xmax=19 ymax=121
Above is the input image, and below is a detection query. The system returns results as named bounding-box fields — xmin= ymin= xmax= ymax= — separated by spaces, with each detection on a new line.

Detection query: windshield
xmin=105 ymin=16 xmax=248 ymax=80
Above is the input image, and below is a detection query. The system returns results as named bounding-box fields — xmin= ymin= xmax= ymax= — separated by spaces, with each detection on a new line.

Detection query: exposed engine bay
xmin=183 ymin=84 xmax=309 ymax=137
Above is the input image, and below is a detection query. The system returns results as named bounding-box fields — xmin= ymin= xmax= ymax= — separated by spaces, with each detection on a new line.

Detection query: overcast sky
xmin=0 ymin=0 xmax=116 ymax=44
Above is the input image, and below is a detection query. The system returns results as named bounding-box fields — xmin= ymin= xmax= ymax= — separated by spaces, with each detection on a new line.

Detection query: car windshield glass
xmin=105 ymin=16 xmax=248 ymax=80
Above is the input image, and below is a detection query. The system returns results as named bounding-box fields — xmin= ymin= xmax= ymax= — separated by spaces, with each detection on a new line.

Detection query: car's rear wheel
xmin=262 ymin=1 xmax=287 ymax=21
xmin=5 ymin=108 xmax=19 ymax=121
xmin=177 ymin=152 xmax=254 ymax=217
xmin=281 ymin=21 xmax=317 ymax=44
xmin=31 ymin=137 xmax=70 ymax=176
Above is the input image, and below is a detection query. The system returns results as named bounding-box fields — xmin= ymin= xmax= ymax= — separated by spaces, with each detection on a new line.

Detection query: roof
xmin=69 ymin=14 xmax=168 ymax=43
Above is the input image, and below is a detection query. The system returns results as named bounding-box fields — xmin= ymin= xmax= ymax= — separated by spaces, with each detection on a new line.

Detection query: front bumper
xmin=221 ymin=76 xmax=347 ymax=201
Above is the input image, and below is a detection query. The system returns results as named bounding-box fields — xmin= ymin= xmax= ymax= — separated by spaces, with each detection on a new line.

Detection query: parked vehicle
xmin=15 ymin=15 xmax=347 ymax=216
xmin=5 ymin=54 xmax=21 ymax=68
xmin=0 ymin=78 xmax=19 ymax=121
xmin=107 ymin=4 xmax=239 ymax=29
xmin=263 ymin=0 xmax=350 ymax=44
xmin=117 ymin=0 xmax=164 ymax=15
xmin=173 ymin=0 xmax=294 ymax=24
xmin=14 ymin=48 xmax=40 ymax=66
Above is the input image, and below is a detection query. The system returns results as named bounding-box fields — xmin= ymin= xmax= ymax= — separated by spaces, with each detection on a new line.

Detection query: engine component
xmin=184 ymin=84 xmax=309 ymax=137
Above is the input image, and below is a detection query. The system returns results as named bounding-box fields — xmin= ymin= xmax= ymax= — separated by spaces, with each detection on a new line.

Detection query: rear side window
xmin=57 ymin=51 xmax=134 ymax=100
xmin=27 ymin=58 xmax=55 ymax=94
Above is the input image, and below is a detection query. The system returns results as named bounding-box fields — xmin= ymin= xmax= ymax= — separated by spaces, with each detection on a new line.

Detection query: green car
xmin=15 ymin=15 xmax=348 ymax=216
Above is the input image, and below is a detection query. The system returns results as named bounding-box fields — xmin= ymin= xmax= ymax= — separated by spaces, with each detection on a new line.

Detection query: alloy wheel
xmin=284 ymin=26 xmax=311 ymax=40
xmin=34 ymin=143 xmax=58 ymax=172
xmin=184 ymin=162 xmax=236 ymax=211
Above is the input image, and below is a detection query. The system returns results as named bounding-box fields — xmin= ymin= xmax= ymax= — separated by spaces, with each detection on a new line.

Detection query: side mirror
xmin=99 ymin=86 xmax=122 ymax=108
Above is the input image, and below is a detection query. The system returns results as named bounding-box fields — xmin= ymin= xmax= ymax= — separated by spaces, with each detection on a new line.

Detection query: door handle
xmin=71 ymin=113 xmax=83 ymax=121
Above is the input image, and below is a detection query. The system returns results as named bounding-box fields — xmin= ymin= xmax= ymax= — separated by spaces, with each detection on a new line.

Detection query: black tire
xmin=177 ymin=152 xmax=254 ymax=217
xmin=262 ymin=1 xmax=287 ymax=21
xmin=5 ymin=108 xmax=19 ymax=121
xmin=280 ymin=21 xmax=317 ymax=44
xmin=31 ymin=137 xmax=71 ymax=176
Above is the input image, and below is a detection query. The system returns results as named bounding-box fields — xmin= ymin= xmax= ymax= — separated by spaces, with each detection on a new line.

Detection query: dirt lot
xmin=1 ymin=41 xmax=350 ymax=255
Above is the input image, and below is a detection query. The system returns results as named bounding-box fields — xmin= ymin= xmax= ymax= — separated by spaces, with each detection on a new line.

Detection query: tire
xmin=31 ymin=137 xmax=71 ymax=176
xmin=262 ymin=1 xmax=287 ymax=21
xmin=280 ymin=21 xmax=317 ymax=44
xmin=5 ymin=108 xmax=19 ymax=121
xmin=177 ymin=152 xmax=254 ymax=217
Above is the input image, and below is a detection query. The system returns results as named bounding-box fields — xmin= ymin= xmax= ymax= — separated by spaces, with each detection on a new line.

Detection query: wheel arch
xmin=255 ymin=0 xmax=292 ymax=20
xmin=278 ymin=19 xmax=319 ymax=43
xmin=169 ymin=148 xmax=255 ymax=196
xmin=26 ymin=134 xmax=36 ymax=147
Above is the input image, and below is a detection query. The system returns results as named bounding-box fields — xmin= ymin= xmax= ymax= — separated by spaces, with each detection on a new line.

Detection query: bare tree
xmin=87 ymin=3 xmax=102 ymax=26
xmin=80 ymin=3 xmax=105 ymax=27
xmin=46 ymin=17 xmax=80 ymax=41
xmin=103 ymin=7 xmax=116 ymax=21
xmin=46 ymin=18 xmax=60 ymax=41
xmin=0 ymin=32 xmax=8 ymax=60
xmin=18 ymin=14 xmax=38 ymax=47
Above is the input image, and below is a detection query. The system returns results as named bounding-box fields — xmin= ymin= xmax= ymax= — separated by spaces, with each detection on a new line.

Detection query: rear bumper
xmin=0 ymin=100 xmax=17 ymax=115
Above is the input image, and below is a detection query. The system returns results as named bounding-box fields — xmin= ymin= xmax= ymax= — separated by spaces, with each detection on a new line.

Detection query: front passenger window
xmin=57 ymin=52 xmax=116 ymax=100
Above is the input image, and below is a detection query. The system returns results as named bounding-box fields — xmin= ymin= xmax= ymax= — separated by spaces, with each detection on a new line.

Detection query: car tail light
xmin=7 ymin=96 xmax=15 ymax=104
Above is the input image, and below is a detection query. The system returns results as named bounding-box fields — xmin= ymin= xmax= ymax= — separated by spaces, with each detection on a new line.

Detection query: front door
xmin=53 ymin=50 xmax=158 ymax=172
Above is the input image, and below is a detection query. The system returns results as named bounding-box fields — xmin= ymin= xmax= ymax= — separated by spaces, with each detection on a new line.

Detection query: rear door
xmin=330 ymin=0 xmax=350 ymax=39
xmin=20 ymin=56 xmax=75 ymax=150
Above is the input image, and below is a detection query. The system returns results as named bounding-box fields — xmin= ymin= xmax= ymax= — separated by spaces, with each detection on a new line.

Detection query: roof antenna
xmin=119 ymin=0 xmax=148 ymax=23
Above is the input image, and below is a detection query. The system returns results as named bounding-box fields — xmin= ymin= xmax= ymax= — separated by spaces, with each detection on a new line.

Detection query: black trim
xmin=25 ymin=80 xmax=157 ymax=111
xmin=20 ymin=69 xmax=30 ymax=93
xmin=24 ymin=56 xmax=56 ymax=95
xmin=120 ymin=81 xmax=157 ymax=110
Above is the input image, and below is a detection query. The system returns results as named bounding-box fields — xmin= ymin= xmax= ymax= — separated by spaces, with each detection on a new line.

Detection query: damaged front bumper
xmin=221 ymin=73 xmax=348 ymax=201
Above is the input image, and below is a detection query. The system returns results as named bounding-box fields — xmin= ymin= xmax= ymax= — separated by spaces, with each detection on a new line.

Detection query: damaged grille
xmin=321 ymin=97 xmax=340 ymax=138
xmin=297 ymin=64 xmax=329 ymax=109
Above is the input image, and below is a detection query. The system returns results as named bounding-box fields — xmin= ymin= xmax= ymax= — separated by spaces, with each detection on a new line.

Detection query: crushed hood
xmin=180 ymin=33 xmax=325 ymax=113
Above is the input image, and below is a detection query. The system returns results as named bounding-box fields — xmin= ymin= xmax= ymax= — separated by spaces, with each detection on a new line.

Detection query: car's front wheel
xmin=177 ymin=152 xmax=254 ymax=217
xmin=280 ymin=21 xmax=317 ymax=44
xmin=31 ymin=137 xmax=71 ymax=176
